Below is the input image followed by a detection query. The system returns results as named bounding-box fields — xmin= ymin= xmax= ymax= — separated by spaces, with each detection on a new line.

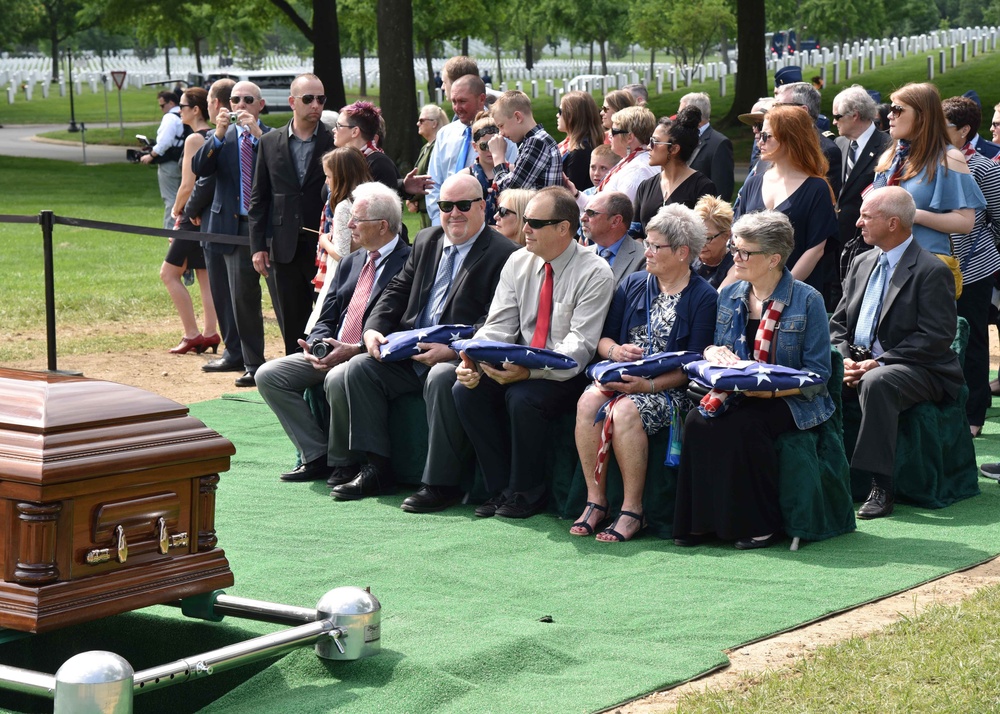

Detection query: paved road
xmin=0 ymin=123 xmax=131 ymax=164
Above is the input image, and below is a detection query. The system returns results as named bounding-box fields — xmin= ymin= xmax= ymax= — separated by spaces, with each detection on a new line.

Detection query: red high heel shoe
xmin=169 ymin=334 xmax=206 ymax=354
xmin=201 ymin=333 xmax=221 ymax=354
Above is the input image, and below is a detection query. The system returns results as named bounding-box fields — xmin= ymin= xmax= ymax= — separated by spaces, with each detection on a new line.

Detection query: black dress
xmin=633 ymin=171 xmax=717 ymax=237
xmin=164 ymin=128 xmax=211 ymax=270
xmin=562 ymin=139 xmax=595 ymax=191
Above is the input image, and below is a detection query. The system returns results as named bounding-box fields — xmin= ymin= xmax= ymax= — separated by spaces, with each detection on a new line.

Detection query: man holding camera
xmin=255 ymin=182 xmax=411 ymax=483
xmin=830 ymin=187 xmax=964 ymax=520
xmin=140 ymin=90 xmax=185 ymax=229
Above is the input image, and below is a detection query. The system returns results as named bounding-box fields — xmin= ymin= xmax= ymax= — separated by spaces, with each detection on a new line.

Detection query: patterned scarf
xmin=311 ymin=200 xmax=336 ymax=292
xmin=868 ymin=139 xmax=911 ymax=193
xmin=699 ymin=295 xmax=786 ymax=418
xmin=961 ymin=141 xmax=976 ymax=159
xmin=557 ymin=137 xmax=571 ymax=156
xmin=597 ymin=147 xmax=646 ymax=192
xmin=361 ymin=139 xmax=383 ymax=156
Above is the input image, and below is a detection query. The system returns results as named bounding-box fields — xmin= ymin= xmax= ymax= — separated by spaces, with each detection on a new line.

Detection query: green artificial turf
xmin=4 ymin=395 xmax=997 ymax=713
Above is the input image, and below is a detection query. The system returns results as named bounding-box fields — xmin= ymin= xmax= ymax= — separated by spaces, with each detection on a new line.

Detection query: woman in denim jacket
xmin=673 ymin=211 xmax=834 ymax=550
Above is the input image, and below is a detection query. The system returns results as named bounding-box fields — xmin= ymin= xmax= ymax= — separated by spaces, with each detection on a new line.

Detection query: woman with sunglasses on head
xmin=733 ymin=105 xmax=838 ymax=297
xmin=673 ymin=211 xmax=834 ymax=551
xmin=557 ymin=91 xmax=605 ymax=192
xmin=571 ymin=204 xmax=717 ymax=541
xmin=459 ymin=112 xmax=501 ymax=225
xmin=872 ymin=83 xmax=984 ymax=297
xmin=334 ymin=100 xmax=401 ymax=192
xmin=600 ymin=89 xmax=636 ymax=150
xmin=494 ymin=188 xmax=536 ymax=246
xmin=633 ymin=107 xmax=717 ymax=237
xmin=162 ymin=86 xmax=219 ymax=355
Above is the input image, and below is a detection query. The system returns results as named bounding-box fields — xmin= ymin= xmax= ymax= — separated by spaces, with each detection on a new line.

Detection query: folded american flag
xmin=451 ymin=339 xmax=578 ymax=370
xmin=379 ymin=324 xmax=476 ymax=362
xmin=586 ymin=351 xmax=702 ymax=385
xmin=684 ymin=360 xmax=824 ymax=392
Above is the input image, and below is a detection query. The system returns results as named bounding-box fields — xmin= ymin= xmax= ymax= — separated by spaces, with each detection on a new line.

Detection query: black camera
xmin=126 ymin=134 xmax=153 ymax=163
xmin=311 ymin=341 xmax=332 ymax=360
xmin=849 ymin=344 xmax=873 ymax=362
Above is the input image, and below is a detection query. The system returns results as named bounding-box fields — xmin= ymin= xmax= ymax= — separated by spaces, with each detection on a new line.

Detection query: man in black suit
xmin=832 ymin=85 xmax=892 ymax=302
xmin=831 ymin=187 xmax=965 ymax=520
xmin=192 ymin=80 xmax=274 ymax=387
xmin=333 ymin=173 xmax=518 ymax=501
xmin=679 ymin=92 xmax=734 ymax=202
xmin=249 ymin=73 xmax=335 ymax=357
xmin=255 ymin=182 xmax=411 ymax=483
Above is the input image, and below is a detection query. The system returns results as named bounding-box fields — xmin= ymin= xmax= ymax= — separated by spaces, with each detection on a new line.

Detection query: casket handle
xmin=157 ymin=516 xmax=189 ymax=554
xmin=85 ymin=525 xmax=128 ymax=565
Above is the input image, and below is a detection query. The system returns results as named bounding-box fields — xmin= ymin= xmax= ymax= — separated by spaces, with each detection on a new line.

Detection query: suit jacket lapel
xmin=613 ymin=237 xmax=636 ymax=284
xmin=369 ymin=247 xmax=405 ymax=309
xmin=687 ymin=130 xmax=708 ymax=166
xmin=443 ymin=229 xmax=490 ymax=314
xmin=880 ymin=241 xmax=917 ymax=321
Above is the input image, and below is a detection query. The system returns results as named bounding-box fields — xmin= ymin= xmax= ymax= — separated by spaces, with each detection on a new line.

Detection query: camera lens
xmin=311 ymin=341 xmax=331 ymax=360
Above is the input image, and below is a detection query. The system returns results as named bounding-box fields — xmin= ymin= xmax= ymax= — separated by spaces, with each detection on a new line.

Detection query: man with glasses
xmin=580 ymin=191 xmax=645 ymax=286
xmin=333 ymin=173 xmax=518 ymax=503
xmin=452 ymin=187 xmax=614 ymax=519
xmin=255 ymin=182 xmax=411 ymax=484
xmin=140 ymin=90 xmax=185 ymax=230
xmin=193 ymin=80 xmax=276 ymax=387
xmin=249 ymin=73 xmax=335 ymax=358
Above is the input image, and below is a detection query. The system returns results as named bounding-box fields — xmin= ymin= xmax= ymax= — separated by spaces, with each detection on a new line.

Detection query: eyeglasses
xmin=336 ymin=122 xmax=356 ymax=130
xmin=294 ymin=94 xmax=327 ymax=105
xmin=438 ymin=198 xmax=483 ymax=213
xmin=601 ymin=106 xmax=610 ymax=113
xmin=556 ymin=109 xmax=562 ymax=117
xmin=348 ymin=215 xmax=384 ymax=224
xmin=158 ymin=103 xmax=166 ymax=109
xmin=889 ymin=104 xmax=906 ymax=117
xmin=758 ymin=131 xmax=772 ymax=144
xmin=496 ymin=206 xmax=517 ymax=219
xmin=583 ymin=208 xmax=606 ymax=218
xmin=522 ymin=217 xmax=567 ymax=229
xmin=416 ymin=117 xmax=434 ymax=124
xmin=642 ymin=240 xmax=671 ymax=253
xmin=648 ymin=138 xmax=673 ymax=148
xmin=727 ymin=240 xmax=769 ymax=261
xmin=832 ymin=113 xmax=846 ymax=121
xmin=178 ymin=103 xmax=192 ymax=109
xmin=706 ymin=229 xmax=726 ymax=242
xmin=230 ymin=96 xmax=257 ymax=105
xmin=610 ymin=127 xmax=629 ymax=136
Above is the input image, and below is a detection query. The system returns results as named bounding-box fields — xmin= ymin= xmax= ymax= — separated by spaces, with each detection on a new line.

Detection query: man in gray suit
xmin=580 ymin=191 xmax=645 ymax=286
xmin=830 ymin=187 xmax=965 ymax=520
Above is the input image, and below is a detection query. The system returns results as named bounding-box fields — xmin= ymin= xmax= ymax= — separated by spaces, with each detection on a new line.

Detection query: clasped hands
xmin=842 ymin=357 xmax=879 ymax=388
xmin=455 ymin=351 xmax=529 ymax=389
xmin=299 ymin=338 xmax=361 ymax=370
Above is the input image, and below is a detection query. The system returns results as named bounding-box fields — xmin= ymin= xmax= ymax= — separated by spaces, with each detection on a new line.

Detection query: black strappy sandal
xmin=569 ymin=501 xmax=609 ymax=536
xmin=597 ymin=510 xmax=647 ymax=542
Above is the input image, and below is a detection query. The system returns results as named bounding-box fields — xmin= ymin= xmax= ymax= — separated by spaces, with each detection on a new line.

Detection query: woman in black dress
xmin=556 ymin=91 xmax=604 ymax=191
xmin=632 ymin=106 xmax=717 ymax=237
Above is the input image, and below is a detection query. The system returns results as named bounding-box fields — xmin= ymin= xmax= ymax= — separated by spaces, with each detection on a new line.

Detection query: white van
xmin=200 ymin=70 xmax=301 ymax=112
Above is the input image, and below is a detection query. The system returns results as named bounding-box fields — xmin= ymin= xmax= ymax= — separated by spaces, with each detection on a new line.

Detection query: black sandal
xmin=569 ymin=501 xmax=609 ymax=536
xmin=597 ymin=510 xmax=647 ymax=542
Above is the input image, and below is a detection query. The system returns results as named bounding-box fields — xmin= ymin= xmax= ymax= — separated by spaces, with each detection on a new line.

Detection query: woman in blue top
xmin=571 ymin=204 xmax=718 ymax=542
xmin=673 ymin=211 xmax=834 ymax=550
xmin=872 ymin=82 xmax=985 ymax=297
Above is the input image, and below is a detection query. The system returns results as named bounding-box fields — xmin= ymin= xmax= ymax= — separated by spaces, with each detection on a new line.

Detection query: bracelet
xmin=647 ymin=378 xmax=656 ymax=393
xmin=609 ymin=345 xmax=618 ymax=361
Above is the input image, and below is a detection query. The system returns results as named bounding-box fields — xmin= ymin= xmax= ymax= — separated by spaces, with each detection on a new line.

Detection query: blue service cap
xmin=774 ymin=66 xmax=803 ymax=87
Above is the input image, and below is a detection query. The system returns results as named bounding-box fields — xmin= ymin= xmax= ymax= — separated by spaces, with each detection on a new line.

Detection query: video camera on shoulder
xmin=126 ymin=134 xmax=154 ymax=164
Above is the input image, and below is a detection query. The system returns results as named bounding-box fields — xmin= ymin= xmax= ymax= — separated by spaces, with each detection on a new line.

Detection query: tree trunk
xmin=312 ymin=0 xmax=347 ymax=110
xmin=49 ymin=26 xmax=59 ymax=83
xmin=722 ymin=0 xmax=767 ymax=128
xmin=377 ymin=0 xmax=418 ymax=169
xmin=462 ymin=37 xmax=469 ymax=56
xmin=165 ymin=45 xmax=171 ymax=78
xmin=649 ymin=48 xmax=654 ymax=84
xmin=494 ymin=31 xmax=503 ymax=85
xmin=423 ymin=38 xmax=435 ymax=102
xmin=599 ymin=39 xmax=607 ymax=76
xmin=720 ymin=27 xmax=730 ymax=66
xmin=195 ymin=37 xmax=203 ymax=75
xmin=588 ymin=41 xmax=594 ymax=74
xmin=359 ymin=43 xmax=367 ymax=96
xmin=525 ymin=35 xmax=534 ymax=71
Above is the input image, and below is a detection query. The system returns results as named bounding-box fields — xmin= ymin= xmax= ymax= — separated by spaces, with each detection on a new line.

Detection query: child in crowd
xmin=488 ymin=90 xmax=563 ymax=191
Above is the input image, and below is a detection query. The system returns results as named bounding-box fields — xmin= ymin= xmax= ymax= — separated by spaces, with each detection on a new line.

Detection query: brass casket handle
xmin=85 ymin=525 xmax=128 ymax=565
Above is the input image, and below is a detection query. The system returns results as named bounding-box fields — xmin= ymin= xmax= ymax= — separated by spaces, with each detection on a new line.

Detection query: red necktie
xmin=530 ymin=262 xmax=554 ymax=348
xmin=339 ymin=251 xmax=380 ymax=344
xmin=240 ymin=131 xmax=255 ymax=211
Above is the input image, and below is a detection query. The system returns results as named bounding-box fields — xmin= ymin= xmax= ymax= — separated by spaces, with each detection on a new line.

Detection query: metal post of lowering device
xmin=0 ymin=586 xmax=380 ymax=714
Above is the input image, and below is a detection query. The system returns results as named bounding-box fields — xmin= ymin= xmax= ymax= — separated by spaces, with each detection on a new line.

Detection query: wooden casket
xmin=0 ymin=369 xmax=235 ymax=633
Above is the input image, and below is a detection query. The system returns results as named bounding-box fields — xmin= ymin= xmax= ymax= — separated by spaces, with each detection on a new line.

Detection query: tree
xmin=798 ymin=0 xmax=886 ymax=45
xmin=339 ymin=0 xmax=377 ymax=96
xmin=722 ymin=0 xmax=766 ymax=126
xmin=268 ymin=0 xmax=347 ymax=110
xmin=659 ymin=0 xmax=735 ymax=67
xmin=16 ymin=0 xmax=94 ymax=83
xmin=413 ymin=0 xmax=481 ymax=99
xmin=377 ymin=0 xmax=418 ymax=169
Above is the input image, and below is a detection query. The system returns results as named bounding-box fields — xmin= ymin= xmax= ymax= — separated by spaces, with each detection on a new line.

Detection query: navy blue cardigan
xmin=601 ymin=269 xmax=718 ymax=355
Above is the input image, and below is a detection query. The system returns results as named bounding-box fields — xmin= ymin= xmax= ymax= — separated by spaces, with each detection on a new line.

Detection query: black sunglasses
xmin=758 ymin=131 xmax=772 ymax=144
xmin=178 ymin=103 xmax=193 ymax=108
xmin=610 ymin=127 xmax=630 ymax=136
xmin=295 ymin=94 xmax=327 ymax=105
xmin=477 ymin=141 xmax=491 ymax=151
xmin=889 ymin=104 xmax=906 ymax=117
xmin=496 ymin=206 xmax=517 ymax=218
xmin=230 ymin=95 xmax=257 ymax=105
xmin=438 ymin=198 xmax=483 ymax=213
xmin=583 ymin=208 xmax=606 ymax=218
xmin=523 ymin=217 xmax=566 ymax=229
xmin=832 ymin=113 xmax=846 ymax=121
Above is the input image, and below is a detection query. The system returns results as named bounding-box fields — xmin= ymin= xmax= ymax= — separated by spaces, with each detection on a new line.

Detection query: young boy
xmin=488 ymin=91 xmax=563 ymax=192
xmin=583 ymin=144 xmax=619 ymax=198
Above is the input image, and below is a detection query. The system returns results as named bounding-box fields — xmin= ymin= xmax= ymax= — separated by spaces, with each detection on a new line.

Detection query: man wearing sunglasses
xmin=140 ymin=90 xmax=185 ymax=230
xmin=249 ymin=73 xmax=335 ymax=359
xmin=453 ymin=187 xmax=614 ymax=519
xmin=580 ymin=191 xmax=645 ymax=286
xmin=332 ymin=173 xmax=518 ymax=504
xmin=193 ymin=80 xmax=277 ymax=387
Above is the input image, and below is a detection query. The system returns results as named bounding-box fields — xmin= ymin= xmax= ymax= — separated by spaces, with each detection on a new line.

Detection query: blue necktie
xmin=599 ymin=248 xmax=614 ymax=265
xmin=417 ymin=245 xmax=457 ymax=328
xmin=455 ymin=125 xmax=472 ymax=173
xmin=854 ymin=253 xmax=889 ymax=349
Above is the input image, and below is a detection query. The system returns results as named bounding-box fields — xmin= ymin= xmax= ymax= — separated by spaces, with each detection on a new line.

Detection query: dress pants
xmin=271 ymin=237 xmax=319 ymax=356
xmin=845 ymin=364 xmax=946 ymax=486
xmin=345 ymin=356 xmax=470 ymax=484
xmin=255 ymin=352 xmax=356 ymax=466
xmin=203 ymin=245 xmax=242 ymax=366
xmin=157 ymin=161 xmax=181 ymax=230
xmin=956 ymin=276 xmax=991 ymax=427
xmin=224 ymin=221 xmax=271 ymax=373
xmin=452 ymin=374 xmax=587 ymax=496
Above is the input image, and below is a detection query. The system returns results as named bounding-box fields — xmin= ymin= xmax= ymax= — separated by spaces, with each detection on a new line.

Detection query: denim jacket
xmin=714 ymin=268 xmax=834 ymax=430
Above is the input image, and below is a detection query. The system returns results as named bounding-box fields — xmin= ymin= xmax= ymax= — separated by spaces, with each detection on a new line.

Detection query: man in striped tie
xmin=255 ymin=182 xmax=411 ymax=483
xmin=831 ymin=187 xmax=965 ymax=519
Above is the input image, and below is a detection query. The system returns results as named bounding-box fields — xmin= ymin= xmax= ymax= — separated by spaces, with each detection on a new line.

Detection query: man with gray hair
xmin=775 ymin=81 xmax=843 ymax=196
xmin=623 ymin=83 xmax=649 ymax=106
xmin=580 ymin=191 xmax=645 ymax=285
xmin=679 ymin=92 xmax=734 ymax=201
xmin=830 ymin=186 xmax=964 ymax=519
xmin=833 ymin=84 xmax=892 ymax=282
xmin=255 ymin=181 xmax=412 ymax=483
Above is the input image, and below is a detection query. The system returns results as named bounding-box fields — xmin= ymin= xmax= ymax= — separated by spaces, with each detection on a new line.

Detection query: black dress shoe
xmin=495 ymin=491 xmax=547 ymax=519
xmin=474 ymin=493 xmax=507 ymax=518
xmin=326 ymin=464 xmax=361 ymax=488
xmin=734 ymin=533 xmax=783 ymax=550
xmin=203 ymin=357 xmax=244 ymax=373
xmin=331 ymin=464 xmax=396 ymax=501
xmin=280 ymin=458 xmax=333 ymax=482
xmin=234 ymin=371 xmax=256 ymax=387
xmin=401 ymin=485 xmax=463 ymax=513
xmin=857 ymin=484 xmax=894 ymax=519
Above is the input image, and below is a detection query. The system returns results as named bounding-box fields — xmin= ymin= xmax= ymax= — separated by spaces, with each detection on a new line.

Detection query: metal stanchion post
xmin=40 ymin=210 xmax=58 ymax=372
